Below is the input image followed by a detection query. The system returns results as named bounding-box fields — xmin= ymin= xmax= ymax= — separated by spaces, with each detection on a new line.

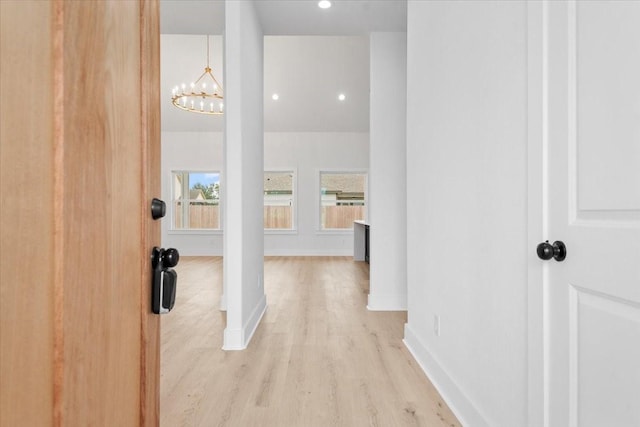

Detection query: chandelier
xmin=171 ymin=35 xmax=224 ymax=115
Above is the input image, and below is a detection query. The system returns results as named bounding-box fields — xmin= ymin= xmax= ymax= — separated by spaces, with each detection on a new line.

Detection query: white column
xmin=222 ymin=0 xmax=266 ymax=350
xmin=368 ymin=32 xmax=408 ymax=311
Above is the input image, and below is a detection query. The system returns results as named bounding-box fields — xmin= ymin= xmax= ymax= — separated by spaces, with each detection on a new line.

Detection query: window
xmin=172 ymin=171 xmax=220 ymax=230
xmin=319 ymin=171 xmax=367 ymax=230
xmin=264 ymin=171 xmax=295 ymax=230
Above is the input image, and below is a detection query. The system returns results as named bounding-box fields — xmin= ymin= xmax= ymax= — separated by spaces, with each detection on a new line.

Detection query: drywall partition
xmin=368 ymin=32 xmax=407 ymax=311
xmin=404 ymin=1 xmax=528 ymax=426
xmin=222 ymin=0 xmax=266 ymax=350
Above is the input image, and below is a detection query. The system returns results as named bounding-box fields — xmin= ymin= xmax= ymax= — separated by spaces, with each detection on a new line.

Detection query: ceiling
xmin=159 ymin=0 xmax=407 ymax=132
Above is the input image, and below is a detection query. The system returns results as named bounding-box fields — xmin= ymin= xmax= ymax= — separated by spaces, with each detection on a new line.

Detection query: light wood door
xmin=0 ymin=1 xmax=160 ymax=426
xmin=544 ymin=1 xmax=640 ymax=425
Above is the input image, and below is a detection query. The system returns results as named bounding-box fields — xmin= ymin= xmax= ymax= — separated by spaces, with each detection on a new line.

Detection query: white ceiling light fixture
xmin=338 ymin=93 xmax=346 ymax=101
xmin=171 ymin=35 xmax=224 ymax=115
xmin=318 ymin=1 xmax=332 ymax=9
xmin=272 ymin=93 xmax=280 ymax=100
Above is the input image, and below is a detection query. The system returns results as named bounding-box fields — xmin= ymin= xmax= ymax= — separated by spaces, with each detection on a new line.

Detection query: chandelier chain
xmin=206 ymin=35 xmax=210 ymax=69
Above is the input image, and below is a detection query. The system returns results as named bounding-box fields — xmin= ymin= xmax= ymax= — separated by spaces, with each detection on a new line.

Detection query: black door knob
xmin=162 ymin=248 xmax=180 ymax=268
xmin=536 ymin=240 xmax=566 ymax=262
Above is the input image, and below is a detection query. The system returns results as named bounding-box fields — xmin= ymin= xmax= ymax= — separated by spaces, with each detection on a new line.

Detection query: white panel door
xmin=545 ymin=1 xmax=640 ymax=426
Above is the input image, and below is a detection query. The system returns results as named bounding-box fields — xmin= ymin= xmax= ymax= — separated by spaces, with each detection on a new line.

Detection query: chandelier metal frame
xmin=171 ymin=35 xmax=224 ymax=115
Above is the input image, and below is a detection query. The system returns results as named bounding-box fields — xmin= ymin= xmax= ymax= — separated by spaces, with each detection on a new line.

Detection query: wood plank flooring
xmin=161 ymin=256 xmax=460 ymax=427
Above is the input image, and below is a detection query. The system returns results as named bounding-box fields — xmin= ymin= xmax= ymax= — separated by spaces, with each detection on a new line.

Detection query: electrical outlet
xmin=433 ymin=315 xmax=440 ymax=337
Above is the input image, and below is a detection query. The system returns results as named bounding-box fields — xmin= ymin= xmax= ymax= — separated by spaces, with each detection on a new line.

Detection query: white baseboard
xmin=222 ymin=327 xmax=244 ymax=350
xmin=170 ymin=248 xmax=222 ymax=256
xmin=243 ymin=293 xmax=267 ymax=347
xmin=222 ymin=294 xmax=267 ymax=351
xmin=367 ymin=292 xmax=407 ymax=311
xmin=172 ymin=250 xmax=354 ymax=257
xmin=403 ymin=323 xmax=490 ymax=427
xmin=263 ymin=249 xmax=353 ymax=257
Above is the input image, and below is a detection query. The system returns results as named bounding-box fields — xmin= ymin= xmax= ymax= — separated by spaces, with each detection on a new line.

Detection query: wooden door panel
xmin=0 ymin=2 xmax=55 ymax=426
xmin=61 ymin=2 xmax=142 ymax=424
xmin=0 ymin=1 xmax=160 ymax=425
xmin=140 ymin=0 xmax=162 ymax=425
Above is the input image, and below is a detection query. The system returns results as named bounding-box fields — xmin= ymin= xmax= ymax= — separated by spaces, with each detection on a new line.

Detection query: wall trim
xmin=222 ymin=294 xmax=267 ymax=351
xmin=526 ymin=1 xmax=545 ymax=425
xmin=178 ymin=248 xmax=223 ymax=256
xmin=264 ymin=249 xmax=353 ymax=257
xmin=367 ymin=292 xmax=407 ymax=311
xmin=173 ymin=247 xmax=354 ymax=257
xmin=403 ymin=323 xmax=490 ymax=427
xmin=222 ymin=327 xmax=244 ymax=350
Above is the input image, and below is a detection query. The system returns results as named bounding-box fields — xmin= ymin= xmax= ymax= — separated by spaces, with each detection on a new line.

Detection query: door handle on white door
xmin=536 ymin=240 xmax=566 ymax=262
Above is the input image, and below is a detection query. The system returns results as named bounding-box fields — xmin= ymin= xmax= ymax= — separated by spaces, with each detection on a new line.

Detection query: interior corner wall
xmin=368 ymin=32 xmax=407 ymax=311
xmin=223 ymin=0 xmax=266 ymax=351
xmin=404 ymin=1 xmax=528 ymax=426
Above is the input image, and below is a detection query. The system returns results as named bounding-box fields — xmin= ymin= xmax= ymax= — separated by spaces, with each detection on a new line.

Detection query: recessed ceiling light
xmin=272 ymin=93 xmax=279 ymax=100
xmin=338 ymin=93 xmax=346 ymax=101
xmin=318 ymin=1 xmax=331 ymax=9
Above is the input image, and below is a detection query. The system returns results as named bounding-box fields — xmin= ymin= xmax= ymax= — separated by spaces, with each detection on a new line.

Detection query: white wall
xmin=161 ymin=131 xmax=368 ymax=256
xmin=223 ymin=0 xmax=266 ymax=351
xmin=404 ymin=1 xmax=528 ymax=426
xmin=368 ymin=32 xmax=407 ymax=311
xmin=161 ymin=132 xmax=224 ymax=255
xmin=264 ymin=132 xmax=369 ymax=256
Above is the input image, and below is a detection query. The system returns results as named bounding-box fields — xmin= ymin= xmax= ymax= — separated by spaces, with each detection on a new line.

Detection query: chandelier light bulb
xmin=210 ymin=102 xmax=214 ymax=112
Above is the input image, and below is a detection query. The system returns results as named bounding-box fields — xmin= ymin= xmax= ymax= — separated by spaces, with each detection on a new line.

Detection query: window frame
xmin=264 ymin=168 xmax=297 ymax=234
xmin=317 ymin=169 xmax=368 ymax=233
xmin=169 ymin=170 xmax=223 ymax=233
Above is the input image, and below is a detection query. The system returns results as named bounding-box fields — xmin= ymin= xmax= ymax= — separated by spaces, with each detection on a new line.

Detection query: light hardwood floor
xmin=161 ymin=257 xmax=460 ymax=427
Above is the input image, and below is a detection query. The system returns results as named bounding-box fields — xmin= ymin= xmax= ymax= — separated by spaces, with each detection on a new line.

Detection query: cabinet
xmin=353 ymin=220 xmax=369 ymax=263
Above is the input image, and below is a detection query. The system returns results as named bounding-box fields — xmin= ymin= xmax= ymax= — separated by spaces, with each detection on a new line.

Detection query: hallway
xmin=161 ymin=257 xmax=459 ymax=426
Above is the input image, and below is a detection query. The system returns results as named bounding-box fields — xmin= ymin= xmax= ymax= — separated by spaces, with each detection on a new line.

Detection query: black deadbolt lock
xmin=151 ymin=198 xmax=166 ymax=220
xmin=151 ymin=247 xmax=179 ymax=314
